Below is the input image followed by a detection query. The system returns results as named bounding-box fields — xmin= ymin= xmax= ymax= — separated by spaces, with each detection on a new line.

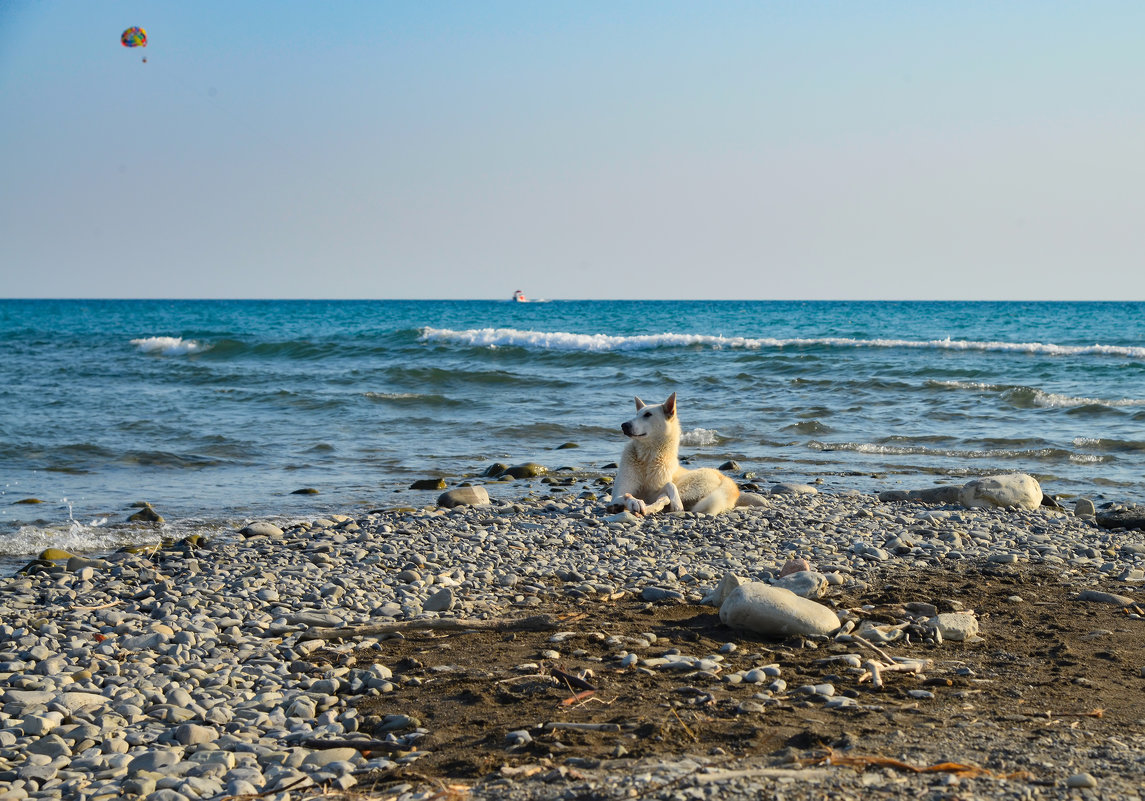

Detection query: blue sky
xmin=2 ymin=2 xmax=1144 ymax=299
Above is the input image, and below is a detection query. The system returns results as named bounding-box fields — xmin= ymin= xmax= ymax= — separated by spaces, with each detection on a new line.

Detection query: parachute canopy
xmin=121 ymin=27 xmax=147 ymax=48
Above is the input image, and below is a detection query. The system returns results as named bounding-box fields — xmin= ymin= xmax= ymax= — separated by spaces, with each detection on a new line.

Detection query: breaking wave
xmin=131 ymin=336 xmax=208 ymax=356
xmin=927 ymin=380 xmax=1145 ymax=409
xmin=806 ymin=440 xmax=1113 ymax=462
xmin=680 ymin=428 xmax=722 ymax=447
xmin=420 ymin=328 xmax=1145 ymax=359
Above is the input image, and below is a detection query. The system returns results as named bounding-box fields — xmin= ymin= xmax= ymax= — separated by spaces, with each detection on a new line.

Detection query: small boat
xmin=512 ymin=289 xmax=528 ymax=302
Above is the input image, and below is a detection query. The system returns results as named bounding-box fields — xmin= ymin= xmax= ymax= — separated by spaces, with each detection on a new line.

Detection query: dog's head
xmin=621 ymin=392 xmax=678 ymax=439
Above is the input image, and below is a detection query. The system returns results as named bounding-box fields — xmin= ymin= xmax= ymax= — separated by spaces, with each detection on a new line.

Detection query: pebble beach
xmin=4 ymin=474 xmax=1145 ymax=801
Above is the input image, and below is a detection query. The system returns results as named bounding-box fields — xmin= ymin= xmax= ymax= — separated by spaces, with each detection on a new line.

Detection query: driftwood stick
xmin=551 ymin=667 xmax=597 ymax=692
xmin=848 ymin=634 xmax=897 ymax=664
xmin=300 ymin=614 xmax=562 ymax=641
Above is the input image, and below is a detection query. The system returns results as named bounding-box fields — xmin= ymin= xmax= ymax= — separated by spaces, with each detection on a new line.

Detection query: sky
xmin=2 ymin=2 xmax=1145 ymax=300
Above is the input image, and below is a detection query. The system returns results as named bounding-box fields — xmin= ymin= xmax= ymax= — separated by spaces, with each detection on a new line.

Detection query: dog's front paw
xmin=623 ymin=494 xmax=647 ymax=515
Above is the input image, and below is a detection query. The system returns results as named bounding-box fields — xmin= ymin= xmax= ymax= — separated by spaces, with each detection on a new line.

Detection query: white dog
xmin=607 ymin=393 xmax=740 ymax=516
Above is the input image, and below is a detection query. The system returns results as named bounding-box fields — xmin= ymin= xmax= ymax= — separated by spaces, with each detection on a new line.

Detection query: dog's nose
xmin=621 ymin=421 xmax=633 ymax=436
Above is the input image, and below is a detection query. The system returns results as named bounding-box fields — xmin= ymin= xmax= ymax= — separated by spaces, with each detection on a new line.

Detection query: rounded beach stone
xmin=719 ymin=582 xmax=840 ymax=637
xmin=437 ymin=486 xmax=490 ymax=508
xmin=1072 ymin=498 xmax=1095 ymax=517
xmin=1066 ymin=772 xmax=1097 ymax=789
xmin=409 ymin=478 xmax=447 ymax=490
xmin=240 ymin=521 xmax=284 ymax=538
xmin=502 ymin=462 xmax=548 ymax=479
xmin=38 ymin=548 xmax=76 ymax=562
xmin=128 ymin=505 xmax=164 ymax=523
xmin=958 ymin=473 xmax=1042 ymax=510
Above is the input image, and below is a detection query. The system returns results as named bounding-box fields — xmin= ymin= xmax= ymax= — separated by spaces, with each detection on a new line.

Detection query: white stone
xmin=772 ymin=571 xmax=829 ymax=599
xmin=958 ymin=474 xmax=1042 ymax=510
xmin=701 ymin=572 xmax=742 ymax=607
xmin=930 ymin=612 xmax=979 ymax=641
xmin=719 ymin=582 xmax=840 ymax=637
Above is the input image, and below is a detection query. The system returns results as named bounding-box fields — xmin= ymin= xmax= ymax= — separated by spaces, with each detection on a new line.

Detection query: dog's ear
xmin=634 ymin=397 xmax=646 ymax=410
xmin=663 ymin=392 xmax=677 ymax=418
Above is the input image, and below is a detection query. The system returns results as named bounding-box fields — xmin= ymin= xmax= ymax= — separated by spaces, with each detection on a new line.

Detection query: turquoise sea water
xmin=2 ymin=299 xmax=1144 ymax=557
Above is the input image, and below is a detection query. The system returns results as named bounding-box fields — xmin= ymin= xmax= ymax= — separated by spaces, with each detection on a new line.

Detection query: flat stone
xmin=1078 ymin=589 xmax=1135 ymax=607
xmin=286 ymin=611 xmax=344 ymax=627
xmin=769 ymin=483 xmax=818 ymax=496
xmin=1096 ymin=507 xmax=1145 ymax=531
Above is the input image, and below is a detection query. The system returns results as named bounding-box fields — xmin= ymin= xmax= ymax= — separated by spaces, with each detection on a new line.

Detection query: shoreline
xmin=2 ymin=487 xmax=1145 ymax=799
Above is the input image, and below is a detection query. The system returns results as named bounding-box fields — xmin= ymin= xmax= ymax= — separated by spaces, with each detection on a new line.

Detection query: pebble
xmin=2 ymin=488 xmax=1142 ymax=800
xmin=1066 ymin=772 xmax=1098 ymax=788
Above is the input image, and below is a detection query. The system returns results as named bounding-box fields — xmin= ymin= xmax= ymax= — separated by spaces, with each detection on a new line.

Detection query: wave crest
xmin=680 ymin=428 xmax=721 ymax=447
xmin=131 ymin=336 xmax=208 ymax=356
xmin=421 ymin=328 xmax=1145 ymax=358
xmin=928 ymin=380 xmax=1145 ymax=409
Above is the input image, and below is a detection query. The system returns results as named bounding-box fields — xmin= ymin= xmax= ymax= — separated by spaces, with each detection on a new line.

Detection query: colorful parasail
xmin=121 ymin=27 xmax=147 ymax=48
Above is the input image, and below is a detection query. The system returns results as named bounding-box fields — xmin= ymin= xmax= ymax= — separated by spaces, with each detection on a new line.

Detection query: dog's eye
xmin=643 ymin=412 xmax=652 ymax=418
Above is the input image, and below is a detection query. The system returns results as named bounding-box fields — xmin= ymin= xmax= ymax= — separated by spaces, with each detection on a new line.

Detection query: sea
xmin=2 ymin=299 xmax=1144 ymax=561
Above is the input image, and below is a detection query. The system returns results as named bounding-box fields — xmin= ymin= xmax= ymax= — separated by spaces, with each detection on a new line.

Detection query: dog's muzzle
xmin=621 ymin=421 xmax=634 ymax=437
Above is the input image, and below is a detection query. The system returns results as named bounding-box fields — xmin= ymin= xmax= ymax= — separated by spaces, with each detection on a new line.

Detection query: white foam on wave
xmin=930 ymin=380 xmax=1145 ymax=408
xmin=0 ymin=519 xmax=162 ymax=557
xmin=420 ymin=328 xmax=1145 ymax=359
xmin=680 ymin=428 xmax=721 ymax=447
xmin=364 ymin=392 xmax=423 ymax=400
xmin=808 ymin=441 xmax=1074 ymax=460
xmin=131 ymin=336 xmax=208 ymax=356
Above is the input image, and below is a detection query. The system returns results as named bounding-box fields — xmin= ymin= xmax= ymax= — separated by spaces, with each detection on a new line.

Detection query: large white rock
xmin=959 ymin=474 xmax=1042 ymax=510
xmin=719 ymin=582 xmax=840 ymax=637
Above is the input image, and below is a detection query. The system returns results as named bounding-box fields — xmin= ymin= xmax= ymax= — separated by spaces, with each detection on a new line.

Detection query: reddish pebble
xmin=779 ymin=558 xmax=811 ymax=577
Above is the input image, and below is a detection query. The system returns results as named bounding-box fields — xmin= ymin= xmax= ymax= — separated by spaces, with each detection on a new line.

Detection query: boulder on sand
xmin=719 ymin=582 xmax=840 ymax=637
xmin=958 ymin=474 xmax=1042 ymax=511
